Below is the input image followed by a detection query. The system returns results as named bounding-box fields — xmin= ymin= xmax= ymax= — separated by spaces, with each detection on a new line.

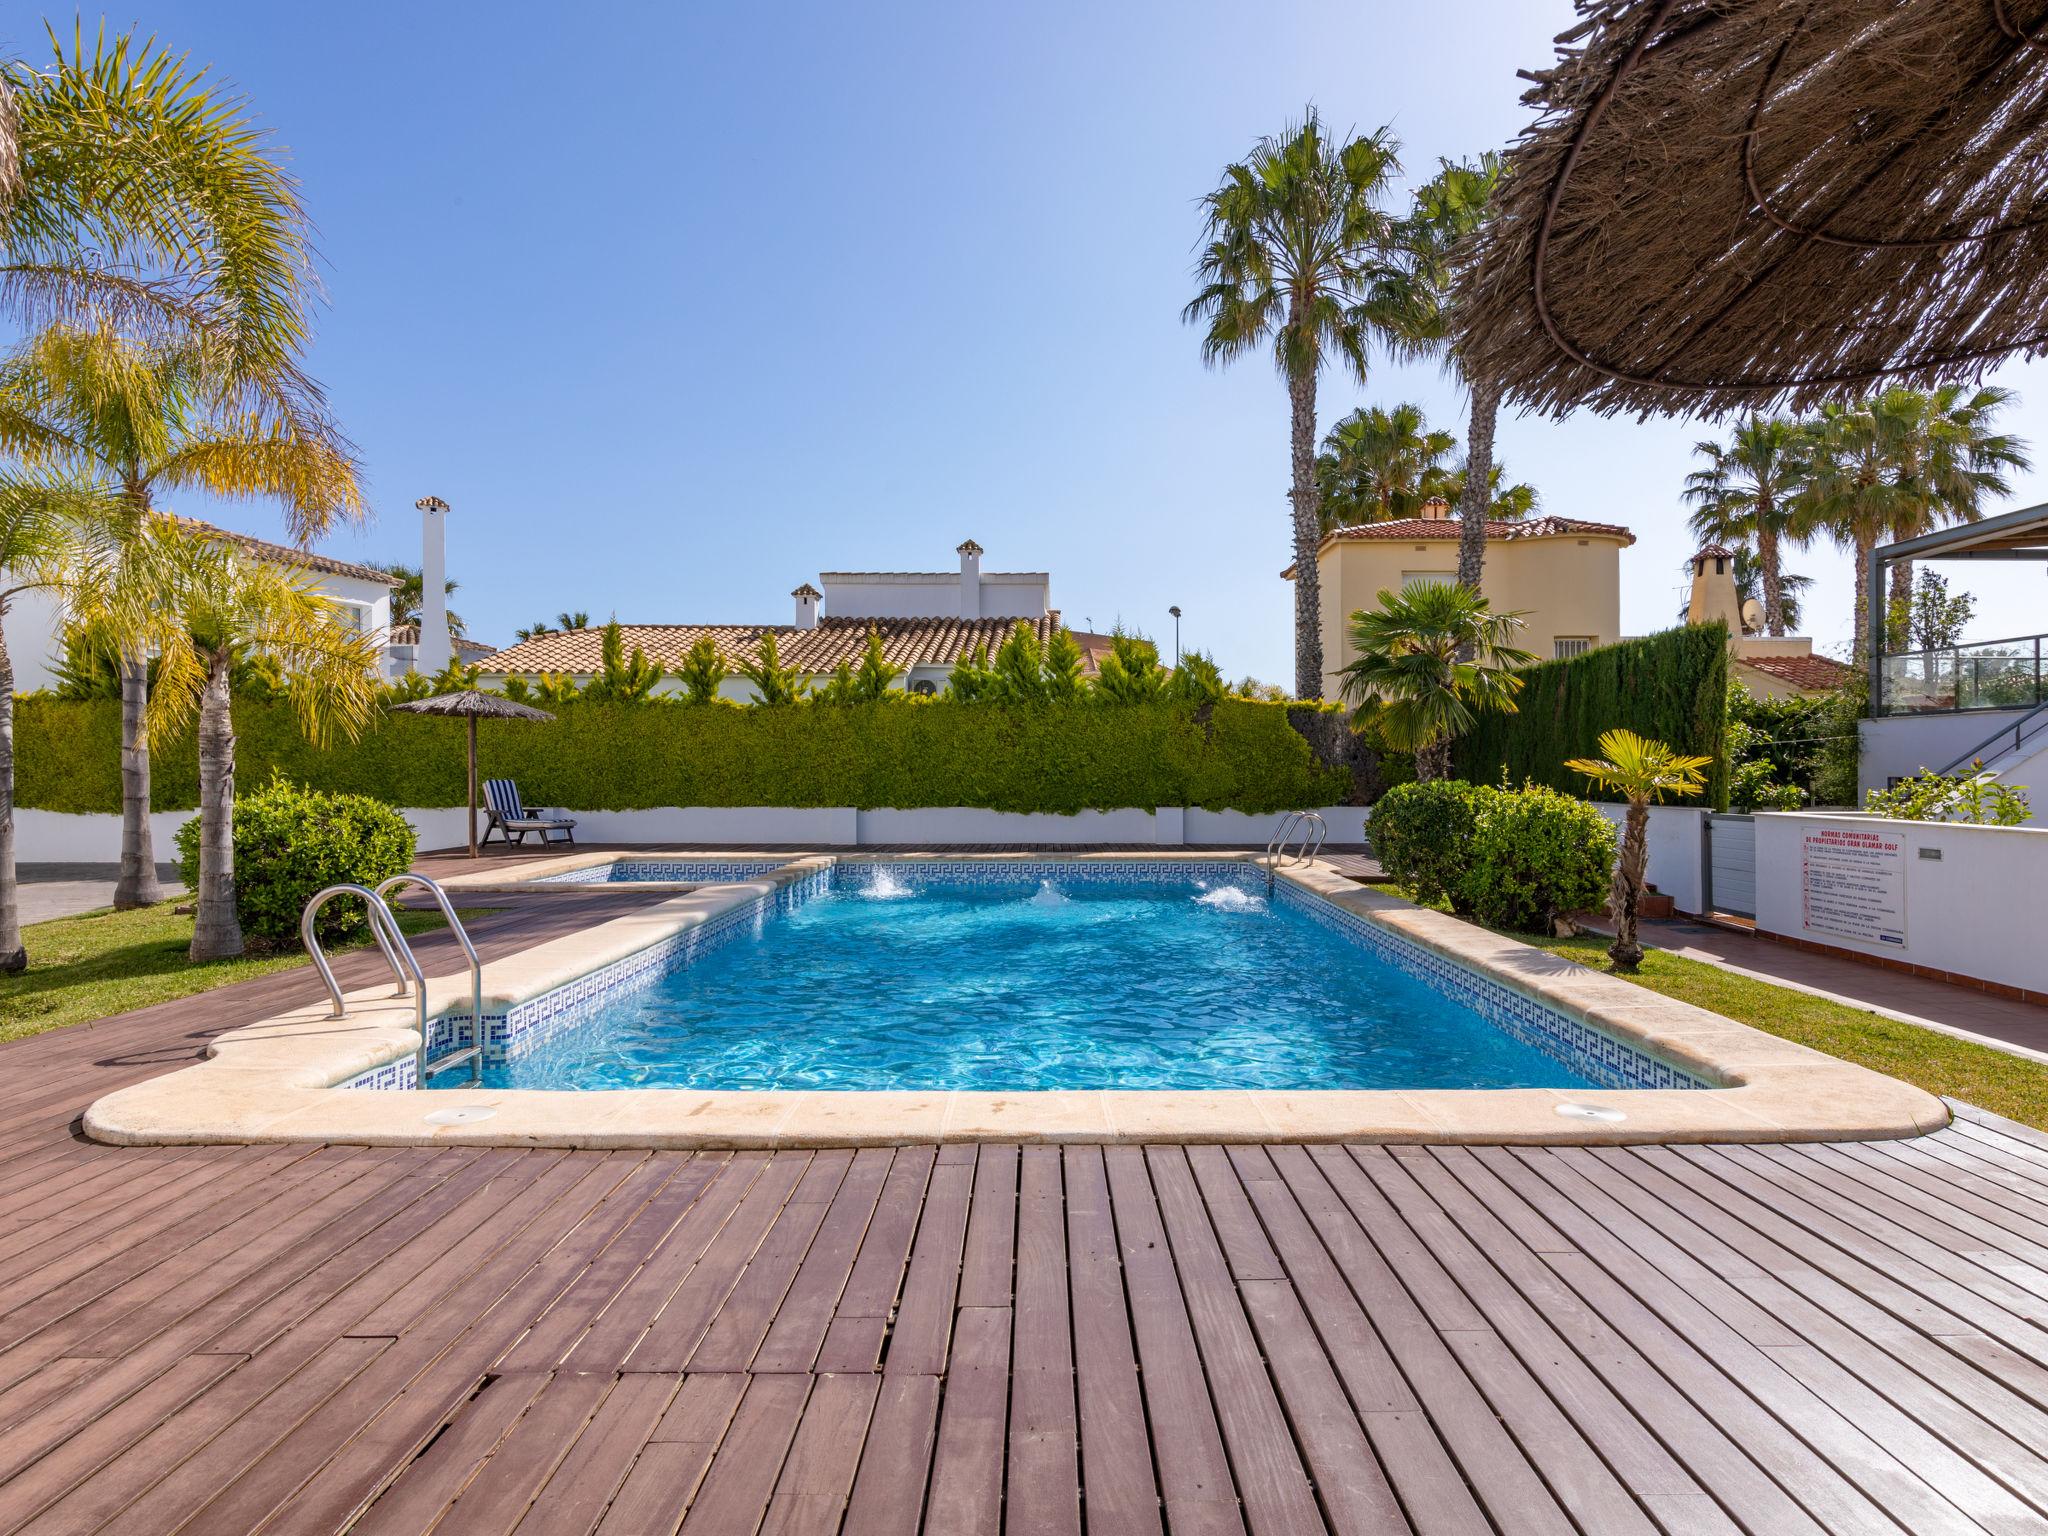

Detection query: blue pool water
xmin=454 ymin=867 xmax=1605 ymax=1092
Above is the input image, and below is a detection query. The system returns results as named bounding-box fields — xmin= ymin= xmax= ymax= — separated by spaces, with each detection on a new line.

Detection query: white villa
xmin=2 ymin=520 xmax=407 ymax=693
xmin=480 ymin=539 xmax=1090 ymax=700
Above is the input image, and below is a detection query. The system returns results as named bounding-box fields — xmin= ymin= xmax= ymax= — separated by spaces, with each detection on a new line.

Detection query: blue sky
xmin=45 ymin=0 xmax=2048 ymax=679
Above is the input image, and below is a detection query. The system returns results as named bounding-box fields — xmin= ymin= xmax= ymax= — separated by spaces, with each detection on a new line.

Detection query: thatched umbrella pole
xmin=388 ymin=690 xmax=556 ymax=859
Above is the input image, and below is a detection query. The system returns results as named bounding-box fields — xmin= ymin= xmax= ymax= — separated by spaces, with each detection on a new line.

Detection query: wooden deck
xmin=4 ymin=894 xmax=2048 ymax=1531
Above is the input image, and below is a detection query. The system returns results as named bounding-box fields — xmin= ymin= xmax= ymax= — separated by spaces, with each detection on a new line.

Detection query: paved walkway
xmin=1641 ymin=916 xmax=2048 ymax=1062
xmin=16 ymin=864 xmax=184 ymax=925
xmin=0 ymin=867 xmax=2045 ymax=1529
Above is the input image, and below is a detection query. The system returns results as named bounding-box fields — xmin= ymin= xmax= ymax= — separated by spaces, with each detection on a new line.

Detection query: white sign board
xmin=1800 ymin=825 xmax=1907 ymax=948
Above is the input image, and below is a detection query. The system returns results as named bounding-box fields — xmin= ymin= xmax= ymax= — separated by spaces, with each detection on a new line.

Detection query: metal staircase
xmin=300 ymin=874 xmax=483 ymax=1087
xmin=1263 ymin=810 xmax=1328 ymax=890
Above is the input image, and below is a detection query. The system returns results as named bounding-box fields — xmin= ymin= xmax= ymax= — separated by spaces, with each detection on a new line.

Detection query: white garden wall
xmin=13 ymin=804 xmax=1370 ymax=859
xmin=1591 ymin=804 xmax=1707 ymax=916
xmin=1753 ymin=810 xmax=2048 ymax=996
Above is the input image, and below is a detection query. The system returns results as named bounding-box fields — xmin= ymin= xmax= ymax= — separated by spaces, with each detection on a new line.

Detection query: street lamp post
xmin=1168 ymin=606 xmax=1182 ymax=667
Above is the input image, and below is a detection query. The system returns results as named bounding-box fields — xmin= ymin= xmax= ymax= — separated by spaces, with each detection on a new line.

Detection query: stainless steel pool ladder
xmin=1264 ymin=810 xmax=1328 ymax=890
xmin=299 ymin=876 xmax=484 ymax=1088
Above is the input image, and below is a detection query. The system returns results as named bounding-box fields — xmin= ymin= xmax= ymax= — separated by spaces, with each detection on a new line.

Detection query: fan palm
xmin=1872 ymin=385 xmax=2028 ymax=611
xmin=0 ymin=475 xmax=117 ymax=969
xmin=1315 ymin=402 xmax=1457 ymax=529
xmin=76 ymin=517 xmax=379 ymax=959
xmin=1682 ymin=416 xmax=1810 ymax=636
xmin=1336 ymin=582 xmax=1532 ymax=780
xmin=1399 ymin=154 xmax=1506 ymax=590
xmin=2 ymin=25 xmax=317 ymax=408
xmin=1800 ymin=388 xmax=2028 ymax=663
xmin=1185 ymin=109 xmax=1422 ymax=698
xmin=0 ymin=325 xmax=364 ymax=908
xmin=1565 ymin=729 xmax=1712 ymax=970
xmin=375 ymin=562 xmax=465 ymax=639
xmin=1436 ymin=455 xmax=1538 ymax=520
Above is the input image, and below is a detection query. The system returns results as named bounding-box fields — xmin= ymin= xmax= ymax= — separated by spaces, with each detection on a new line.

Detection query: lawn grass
xmin=0 ymin=900 xmax=498 ymax=1043
xmin=1529 ymin=932 xmax=2048 ymax=1131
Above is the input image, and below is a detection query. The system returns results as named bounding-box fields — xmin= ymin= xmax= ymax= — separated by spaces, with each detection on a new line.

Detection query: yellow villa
xmin=1284 ymin=499 xmax=1635 ymax=698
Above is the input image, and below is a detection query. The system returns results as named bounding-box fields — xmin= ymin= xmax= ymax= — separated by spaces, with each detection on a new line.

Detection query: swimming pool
xmin=422 ymin=861 xmax=1698 ymax=1094
xmin=532 ymin=858 xmax=789 ymax=885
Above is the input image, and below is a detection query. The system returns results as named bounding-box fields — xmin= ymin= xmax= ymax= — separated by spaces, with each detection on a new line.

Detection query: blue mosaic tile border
xmin=1269 ymin=880 xmax=1704 ymax=1091
xmin=343 ymin=859 xmax=1702 ymax=1092
xmin=534 ymin=859 xmax=788 ymax=885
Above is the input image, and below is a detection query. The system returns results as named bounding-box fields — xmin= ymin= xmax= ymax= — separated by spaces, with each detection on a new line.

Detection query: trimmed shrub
xmin=17 ymin=696 xmax=1355 ymax=816
xmin=1453 ymin=624 xmax=1730 ymax=808
xmin=175 ymin=779 xmax=416 ymax=945
xmin=1462 ymin=785 xmax=1615 ymax=932
xmin=1367 ymin=780 xmax=1495 ymax=911
xmin=1370 ymin=778 xmax=1617 ymax=931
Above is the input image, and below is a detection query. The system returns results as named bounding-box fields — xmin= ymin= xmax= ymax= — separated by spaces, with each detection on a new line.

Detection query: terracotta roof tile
xmin=1322 ymin=514 xmax=1635 ymax=545
xmin=387 ymin=625 xmax=498 ymax=661
xmin=1282 ymin=514 xmax=1635 ymax=576
xmin=172 ymin=517 xmax=401 ymax=586
xmin=481 ymin=613 xmax=1064 ymax=677
xmin=1738 ymin=653 xmax=1854 ymax=691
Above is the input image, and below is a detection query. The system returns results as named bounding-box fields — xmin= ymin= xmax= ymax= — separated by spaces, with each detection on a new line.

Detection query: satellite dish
xmin=1739 ymin=598 xmax=1763 ymax=633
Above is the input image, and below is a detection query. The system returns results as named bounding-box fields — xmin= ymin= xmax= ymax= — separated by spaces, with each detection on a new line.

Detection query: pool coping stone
xmin=82 ymin=851 xmax=1948 ymax=1148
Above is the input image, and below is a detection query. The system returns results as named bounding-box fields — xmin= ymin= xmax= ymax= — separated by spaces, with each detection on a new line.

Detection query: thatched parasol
xmin=389 ymin=691 xmax=554 ymax=858
xmin=1456 ymin=0 xmax=2048 ymax=418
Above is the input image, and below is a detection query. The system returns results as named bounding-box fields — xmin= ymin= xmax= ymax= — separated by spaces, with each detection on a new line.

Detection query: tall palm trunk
xmin=1756 ymin=515 xmax=1785 ymax=636
xmin=1851 ymin=534 xmax=1875 ymax=667
xmin=188 ymin=654 xmax=241 ymax=961
xmin=1608 ymin=798 xmax=1648 ymax=970
xmin=0 ymin=618 xmax=22 ymax=974
xmin=1287 ymin=363 xmax=1324 ymax=700
xmin=111 ymin=653 xmax=163 ymax=908
xmin=1415 ymin=739 xmax=1453 ymax=781
xmin=1455 ymin=375 xmax=1499 ymax=591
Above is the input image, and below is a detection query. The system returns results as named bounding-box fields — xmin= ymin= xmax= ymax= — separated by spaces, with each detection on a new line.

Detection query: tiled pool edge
xmin=81 ymin=853 xmax=1950 ymax=1149
xmin=397 ymin=858 xmax=1703 ymax=1094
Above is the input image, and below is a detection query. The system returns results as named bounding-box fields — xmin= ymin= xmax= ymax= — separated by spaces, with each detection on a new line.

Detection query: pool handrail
xmin=1264 ymin=810 xmax=1328 ymax=888
xmin=376 ymin=874 xmax=485 ymax=1087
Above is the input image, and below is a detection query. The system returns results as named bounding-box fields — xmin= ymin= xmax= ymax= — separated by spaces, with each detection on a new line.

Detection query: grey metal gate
xmin=1702 ymin=812 xmax=1756 ymax=919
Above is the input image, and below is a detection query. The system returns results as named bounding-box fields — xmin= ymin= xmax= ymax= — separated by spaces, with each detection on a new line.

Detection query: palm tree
xmin=0 ymin=476 xmax=114 ymax=970
xmin=1437 ymin=455 xmax=1538 ymax=520
xmin=82 ymin=517 xmax=379 ymax=960
xmin=1682 ymin=417 xmax=1809 ymax=636
xmin=1873 ymin=385 xmax=2028 ymax=612
xmin=1336 ymin=582 xmax=1533 ymax=780
xmin=1565 ymin=729 xmax=1711 ymax=970
xmin=514 ymin=620 xmax=556 ymax=643
xmin=1315 ymin=403 xmax=1457 ymax=529
xmin=1399 ymin=154 xmax=1506 ymax=592
xmin=1797 ymin=399 xmax=1898 ymax=664
xmin=1185 ymin=110 xmax=1419 ymax=699
xmin=1800 ymin=387 xmax=2028 ymax=663
xmin=374 ymin=562 xmax=465 ymax=639
xmin=3 ymin=26 xmax=318 ymax=408
xmin=0 ymin=326 xmax=364 ymax=909
xmin=557 ymin=610 xmax=591 ymax=631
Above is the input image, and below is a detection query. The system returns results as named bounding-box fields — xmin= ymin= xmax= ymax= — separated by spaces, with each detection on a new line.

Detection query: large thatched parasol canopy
xmin=389 ymin=691 xmax=554 ymax=858
xmin=1456 ymin=0 xmax=2048 ymax=419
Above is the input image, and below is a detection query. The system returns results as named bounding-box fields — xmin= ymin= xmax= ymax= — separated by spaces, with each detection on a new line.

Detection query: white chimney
xmin=957 ymin=538 xmax=983 ymax=620
xmin=792 ymin=582 xmax=821 ymax=629
xmin=415 ymin=495 xmax=451 ymax=673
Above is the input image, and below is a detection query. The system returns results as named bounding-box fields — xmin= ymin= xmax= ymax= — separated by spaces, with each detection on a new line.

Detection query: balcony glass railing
xmin=1878 ymin=633 xmax=2046 ymax=715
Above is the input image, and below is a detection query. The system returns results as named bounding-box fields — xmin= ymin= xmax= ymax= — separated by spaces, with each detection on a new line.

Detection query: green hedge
xmin=13 ymin=696 xmax=1353 ymax=815
xmin=1451 ymin=623 xmax=1731 ymax=809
